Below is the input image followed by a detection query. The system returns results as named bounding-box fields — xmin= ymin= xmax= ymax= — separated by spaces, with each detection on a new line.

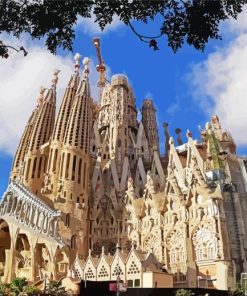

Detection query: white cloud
xmin=0 ymin=35 xmax=104 ymax=156
xmin=76 ymin=14 xmax=123 ymax=35
xmin=223 ymin=6 xmax=247 ymax=35
xmin=166 ymin=96 xmax=180 ymax=119
xmin=189 ymin=7 xmax=247 ymax=147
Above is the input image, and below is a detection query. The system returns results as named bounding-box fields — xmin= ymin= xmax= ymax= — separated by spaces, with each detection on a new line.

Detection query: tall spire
xmin=63 ymin=57 xmax=91 ymax=149
xmin=93 ymin=37 xmax=106 ymax=100
xmin=42 ymin=54 xmax=82 ymax=201
xmin=142 ymin=98 xmax=160 ymax=155
xmin=53 ymin=57 xmax=92 ymax=258
xmin=22 ymin=70 xmax=58 ymax=196
xmin=52 ymin=53 xmax=81 ymax=142
xmin=10 ymin=89 xmax=42 ymax=181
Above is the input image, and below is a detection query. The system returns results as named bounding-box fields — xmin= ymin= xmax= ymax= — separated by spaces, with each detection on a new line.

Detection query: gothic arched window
xmin=192 ymin=225 xmax=217 ymax=261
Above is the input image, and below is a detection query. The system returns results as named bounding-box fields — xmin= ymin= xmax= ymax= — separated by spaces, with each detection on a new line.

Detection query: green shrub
xmin=175 ymin=289 xmax=193 ymax=296
xmin=44 ymin=280 xmax=69 ymax=296
xmin=228 ymin=287 xmax=245 ymax=296
xmin=22 ymin=285 xmax=41 ymax=296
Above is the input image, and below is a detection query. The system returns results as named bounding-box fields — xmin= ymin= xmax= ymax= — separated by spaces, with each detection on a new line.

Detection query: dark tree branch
xmin=0 ymin=40 xmax=28 ymax=58
xmin=0 ymin=0 xmax=246 ymax=54
xmin=127 ymin=21 xmax=163 ymax=43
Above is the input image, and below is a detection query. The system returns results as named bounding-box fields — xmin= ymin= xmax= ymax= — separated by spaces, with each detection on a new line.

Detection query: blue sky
xmin=1 ymin=10 xmax=247 ymax=196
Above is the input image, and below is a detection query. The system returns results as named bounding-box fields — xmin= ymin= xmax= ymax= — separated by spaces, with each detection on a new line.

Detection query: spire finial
xmin=163 ymin=122 xmax=170 ymax=156
xmin=82 ymin=57 xmax=90 ymax=80
xmin=74 ymin=53 xmax=81 ymax=75
xmin=175 ymin=128 xmax=183 ymax=145
xmin=169 ymin=137 xmax=174 ymax=145
xmin=51 ymin=69 xmax=60 ymax=89
xmin=37 ymin=86 xmax=46 ymax=106
xmin=186 ymin=129 xmax=192 ymax=138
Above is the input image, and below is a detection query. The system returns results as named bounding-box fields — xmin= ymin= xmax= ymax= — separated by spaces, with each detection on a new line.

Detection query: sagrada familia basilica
xmin=1 ymin=38 xmax=247 ymax=292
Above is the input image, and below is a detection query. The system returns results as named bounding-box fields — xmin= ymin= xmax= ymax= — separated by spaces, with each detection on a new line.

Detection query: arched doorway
xmin=35 ymin=243 xmax=53 ymax=280
xmin=15 ymin=233 xmax=32 ymax=279
xmin=0 ymin=219 xmax=11 ymax=280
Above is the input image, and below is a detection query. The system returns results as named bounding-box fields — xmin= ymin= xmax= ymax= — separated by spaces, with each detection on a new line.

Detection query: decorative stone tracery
xmin=192 ymin=224 xmax=218 ymax=261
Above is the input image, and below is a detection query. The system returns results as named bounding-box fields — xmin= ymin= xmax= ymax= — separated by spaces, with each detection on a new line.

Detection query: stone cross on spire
xmin=51 ymin=69 xmax=60 ymax=89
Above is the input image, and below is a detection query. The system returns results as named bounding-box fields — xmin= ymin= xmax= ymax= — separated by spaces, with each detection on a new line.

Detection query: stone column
xmin=33 ymin=206 xmax=39 ymax=229
xmin=28 ymin=205 xmax=34 ymax=227
xmin=36 ymin=210 xmax=42 ymax=231
xmin=53 ymin=218 xmax=59 ymax=238
xmin=42 ymin=214 xmax=48 ymax=234
xmin=17 ymin=201 xmax=25 ymax=221
xmin=13 ymin=198 xmax=21 ymax=216
xmin=22 ymin=202 xmax=29 ymax=224
xmin=10 ymin=196 xmax=17 ymax=215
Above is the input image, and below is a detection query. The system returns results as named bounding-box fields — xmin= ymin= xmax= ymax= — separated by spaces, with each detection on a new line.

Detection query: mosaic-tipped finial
xmin=37 ymin=86 xmax=46 ymax=106
xmin=73 ymin=53 xmax=81 ymax=75
xmin=82 ymin=57 xmax=90 ymax=79
xmin=163 ymin=122 xmax=169 ymax=129
xmin=205 ymin=122 xmax=212 ymax=130
xmin=175 ymin=128 xmax=183 ymax=145
xmin=51 ymin=69 xmax=60 ymax=89
xmin=169 ymin=137 xmax=174 ymax=145
xmin=186 ymin=129 xmax=192 ymax=138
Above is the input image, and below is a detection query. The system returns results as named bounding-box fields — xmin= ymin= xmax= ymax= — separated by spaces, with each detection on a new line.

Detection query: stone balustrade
xmin=0 ymin=181 xmax=62 ymax=242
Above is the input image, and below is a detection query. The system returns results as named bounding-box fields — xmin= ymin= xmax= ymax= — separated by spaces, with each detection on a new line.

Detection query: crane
xmin=93 ymin=37 xmax=106 ymax=89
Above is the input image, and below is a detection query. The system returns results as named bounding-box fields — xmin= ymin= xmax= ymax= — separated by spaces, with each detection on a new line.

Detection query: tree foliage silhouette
xmin=0 ymin=0 xmax=246 ymax=55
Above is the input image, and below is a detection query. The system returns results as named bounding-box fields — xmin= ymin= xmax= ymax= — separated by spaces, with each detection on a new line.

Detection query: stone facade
xmin=1 ymin=49 xmax=247 ymax=291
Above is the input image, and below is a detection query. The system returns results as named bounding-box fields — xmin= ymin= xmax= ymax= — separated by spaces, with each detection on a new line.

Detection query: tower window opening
xmin=71 ymin=235 xmax=76 ymax=249
xmin=65 ymin=153 xmax=70 ymax=179
xmin=77 ymin=197 xmax=80 ymax=203
xmin=31 ymin=158 xmax=37 ymax=179
xmin=52 ymin=149 xmax=58 ymax=172
xmin=83 ymin=162 xmax=87 ymax=189
xmin=72 ymin=155 xmax=76 ymax=181
xmin=65 ymin=213 xmax=70 ymax=227
xmin=37 ymin=157 xmax=42 ymax=178
xmin=48 ymin=149 xmax=53 ymax=171
xmin=60 ymin=153 xmax=65 ymax=178
xmin=78 ymin=159 xmax=82 ymax=184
